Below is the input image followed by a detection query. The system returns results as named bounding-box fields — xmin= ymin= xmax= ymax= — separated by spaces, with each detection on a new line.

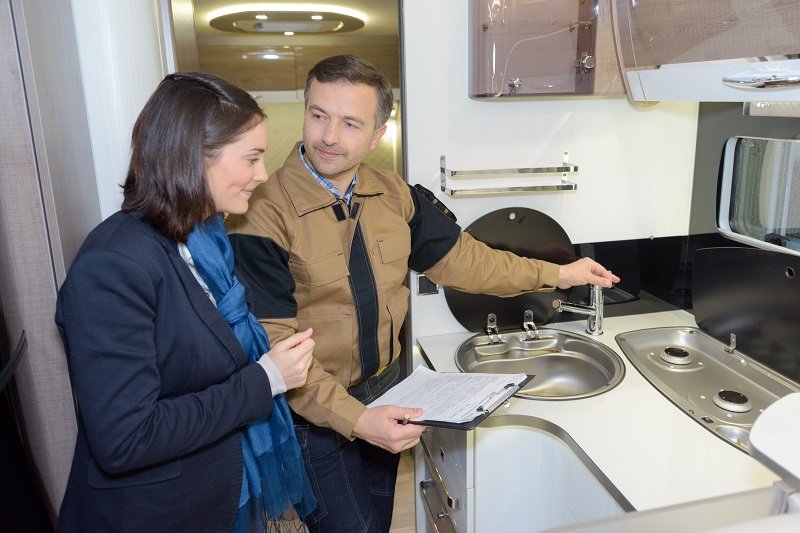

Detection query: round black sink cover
xmin=444 ymin=207 xmax=576 ymax=331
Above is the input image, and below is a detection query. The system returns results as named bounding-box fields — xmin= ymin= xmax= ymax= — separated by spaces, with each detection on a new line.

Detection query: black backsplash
xmin=561 ymin=232 xmax=741 ymax=323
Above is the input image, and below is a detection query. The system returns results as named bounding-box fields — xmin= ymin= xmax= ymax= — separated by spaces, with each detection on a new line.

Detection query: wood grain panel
xmin=621 ymin=0 xmax=800 ymax=67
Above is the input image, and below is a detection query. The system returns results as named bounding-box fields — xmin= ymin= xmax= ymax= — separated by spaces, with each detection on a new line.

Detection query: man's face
xmin=302 ymin=79 xmax=387 ymax=185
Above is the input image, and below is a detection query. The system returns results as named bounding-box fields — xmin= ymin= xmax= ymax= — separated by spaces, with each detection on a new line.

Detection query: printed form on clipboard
xmin=369 ymin=366 xmax=533 ymax=430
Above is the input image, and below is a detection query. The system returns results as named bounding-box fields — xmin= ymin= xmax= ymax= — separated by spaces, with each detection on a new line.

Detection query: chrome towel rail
xmin=439 ymin=152 xmax=578 ymax=196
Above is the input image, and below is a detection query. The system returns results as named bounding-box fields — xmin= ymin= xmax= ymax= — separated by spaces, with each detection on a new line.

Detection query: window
xmin=718 ymin=136 xmax=800 ymax=256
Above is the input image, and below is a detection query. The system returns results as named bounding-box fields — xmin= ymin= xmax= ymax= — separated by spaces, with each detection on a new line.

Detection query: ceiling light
xmin=283 ymin=31 xmax=295 ymax=36
xmin=240 ymin=50 xmax=290 ymax=61
xmin=208 ymin=4 xmax=366 ymax=35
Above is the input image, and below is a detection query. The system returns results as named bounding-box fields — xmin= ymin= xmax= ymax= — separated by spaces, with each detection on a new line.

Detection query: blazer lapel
xmin=155 ymin=231 xmax=250 ymax=368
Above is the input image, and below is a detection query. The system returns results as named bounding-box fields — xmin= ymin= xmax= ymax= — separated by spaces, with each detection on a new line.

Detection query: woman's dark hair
xmin=304 ymin=55 xmax=394 ymax=128
xmin=122 ymin=72 xmax=266 ymax=242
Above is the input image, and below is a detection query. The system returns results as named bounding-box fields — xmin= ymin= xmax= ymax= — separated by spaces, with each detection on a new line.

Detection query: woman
xmin=56 ymin=72 xmax=316 ymax=532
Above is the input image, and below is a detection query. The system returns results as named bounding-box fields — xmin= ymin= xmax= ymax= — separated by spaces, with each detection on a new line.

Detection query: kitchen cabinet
xmin=469 ymin=0 xmax=624 ymax=98
xmin=473 ymin=420 xmax=624 ymax=531
xmin=419 ymin=416 xmax=626 ymax=532
xmin=612 ymin=0 xmax=800 ymax=102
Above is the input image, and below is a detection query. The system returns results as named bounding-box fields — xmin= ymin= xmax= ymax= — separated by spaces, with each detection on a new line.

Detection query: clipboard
xmin=406 ymin=374 xmax=535 ymax=430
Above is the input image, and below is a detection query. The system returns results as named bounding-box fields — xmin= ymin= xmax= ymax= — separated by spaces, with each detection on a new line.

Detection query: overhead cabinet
xmin=469 ymin=0 xmax=625 ymax=98
xmin=611 ymin=0 xmax=800 ymax=102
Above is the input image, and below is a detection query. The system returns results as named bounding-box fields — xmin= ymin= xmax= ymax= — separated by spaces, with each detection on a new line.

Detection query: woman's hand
xmin=266 ymin=328 xmax=315 ymax=390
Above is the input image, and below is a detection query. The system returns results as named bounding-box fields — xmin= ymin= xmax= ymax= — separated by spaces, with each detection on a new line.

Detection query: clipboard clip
xmin=476 ymin=382 xmax=520 ymax=413
xmin=476 ymin=375 xmax=536 ymax=413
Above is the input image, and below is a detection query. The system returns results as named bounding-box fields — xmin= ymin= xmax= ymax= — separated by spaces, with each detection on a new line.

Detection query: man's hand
xmin=352 ymin=405 xmax=425 ymax=453
xmin=557 ymin=257 xmax=620 ymax=290
xmin=265 ymin=328 xmax=314 ymax=390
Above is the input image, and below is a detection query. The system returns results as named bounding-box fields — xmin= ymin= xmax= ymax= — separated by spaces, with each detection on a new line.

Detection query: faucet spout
xmin=552 ymin=284 xmax=604 ymax=336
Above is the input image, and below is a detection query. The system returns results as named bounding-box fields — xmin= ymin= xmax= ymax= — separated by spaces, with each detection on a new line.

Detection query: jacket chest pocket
xmin=290 ymin=251 xmax=351 ymax=311
xmin=374 ymin=231 xmax=411 ymax=293
xmin=291 ymin=251 xmax=349 ymax=287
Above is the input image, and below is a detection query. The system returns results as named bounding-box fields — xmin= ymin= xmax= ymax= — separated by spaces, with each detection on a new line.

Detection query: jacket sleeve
xmin=230 ymin=233 xmax=367 ymax=438
xmin=407 ymin=185 xmax=560 ymax=295
xmin=425 ymin=232 xmax=560 ymax=296
xmin=56 ymin=249 xmax=273 ymax=475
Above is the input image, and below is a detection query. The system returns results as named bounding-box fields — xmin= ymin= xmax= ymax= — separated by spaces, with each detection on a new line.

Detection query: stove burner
xmin=660 ymin=346 xmax=693 ymax=365
xmin=712 ymin=390 xmax=752 ymax=413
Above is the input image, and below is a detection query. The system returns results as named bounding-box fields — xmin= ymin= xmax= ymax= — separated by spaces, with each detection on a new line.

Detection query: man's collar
xmin=299 ymin=143 xmax=358 ymax=204
xmin=281 ymin=142 xmax=390 ymax=217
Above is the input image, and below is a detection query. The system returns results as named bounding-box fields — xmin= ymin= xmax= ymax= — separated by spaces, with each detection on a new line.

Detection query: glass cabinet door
xmin=614 ymin=0 xmax=799 ymax=70
xmin=469 ymin=0 xmax=599 ymax=98
xmin=613 ymin=0 xmax=800 ymax=102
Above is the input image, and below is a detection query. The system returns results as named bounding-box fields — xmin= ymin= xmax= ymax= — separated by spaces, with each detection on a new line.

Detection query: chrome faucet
xmin=551 ymin=284 xmax=604 ymax=336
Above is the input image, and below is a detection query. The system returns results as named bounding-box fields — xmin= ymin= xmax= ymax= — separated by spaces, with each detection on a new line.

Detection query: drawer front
xmin=421 ymin=428 xmax=470 ymax=531
xmin=422 ymin=428 xmax=468 ymax=491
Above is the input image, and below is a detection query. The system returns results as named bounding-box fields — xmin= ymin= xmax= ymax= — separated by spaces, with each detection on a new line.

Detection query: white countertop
xmin=415 ymin=310 xmax=779 ymax=512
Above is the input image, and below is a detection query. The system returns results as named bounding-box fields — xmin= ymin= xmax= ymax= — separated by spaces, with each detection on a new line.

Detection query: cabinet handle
xmin=722 ymin=74 xmax=800 ymax=89
xmin=420 ymin=437 xmax=461 ymax=510
xmin=419 ymin=480 xmax=457 ymax=533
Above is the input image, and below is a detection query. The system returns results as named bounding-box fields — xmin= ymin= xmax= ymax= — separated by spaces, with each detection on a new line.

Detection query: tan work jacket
xmin=228 ymin=143 xmax=559 ymax=438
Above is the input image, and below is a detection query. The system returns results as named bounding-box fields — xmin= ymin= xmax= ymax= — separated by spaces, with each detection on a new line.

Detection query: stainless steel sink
xmin=455 ymin=329 xmax=625 ymax=400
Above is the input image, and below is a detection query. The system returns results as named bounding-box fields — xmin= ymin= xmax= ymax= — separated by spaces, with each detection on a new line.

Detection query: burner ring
xmin=712 ymin=390 xmax=752 ymax=413
xmin=659 ymin=346 xmax=693 ymax=365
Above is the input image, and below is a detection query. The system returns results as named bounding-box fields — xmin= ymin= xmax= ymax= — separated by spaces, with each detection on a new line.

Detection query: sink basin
xmin=455 ymin=329 xmax=625 ymax=400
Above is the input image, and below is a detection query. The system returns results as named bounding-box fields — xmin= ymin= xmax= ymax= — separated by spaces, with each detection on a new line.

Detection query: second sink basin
xmin=455 ymin=329 xmax=625 ymax=400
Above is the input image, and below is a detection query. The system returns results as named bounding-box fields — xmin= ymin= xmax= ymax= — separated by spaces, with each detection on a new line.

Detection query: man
xmin=228 ymin=55 xmax=619 ymax=532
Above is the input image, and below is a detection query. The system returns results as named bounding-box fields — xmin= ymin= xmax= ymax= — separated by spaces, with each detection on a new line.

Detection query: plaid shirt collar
xmin=299 ymin=143 xmax=358 ymax=205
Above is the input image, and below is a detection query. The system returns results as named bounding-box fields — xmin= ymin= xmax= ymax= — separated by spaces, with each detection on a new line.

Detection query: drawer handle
xmin=419 ymin=479 xmax=457 ymax=533
xmin=420 ymin=438 xmax=461 ymax=510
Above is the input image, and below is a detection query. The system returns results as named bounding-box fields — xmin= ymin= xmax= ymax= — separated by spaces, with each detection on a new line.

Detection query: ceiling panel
xmin=184 ymin=0 xmax=400 ymax=91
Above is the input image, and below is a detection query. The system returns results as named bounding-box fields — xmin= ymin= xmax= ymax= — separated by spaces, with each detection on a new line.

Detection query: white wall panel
xmin=71 ymin=0 xmax=166 ymax=219
xmin=402 ymin=0 xmax=700 ymax=339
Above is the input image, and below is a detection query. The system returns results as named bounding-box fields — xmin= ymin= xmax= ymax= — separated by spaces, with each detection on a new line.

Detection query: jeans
xmin=293 ymin=418 xmax=400 ymax=533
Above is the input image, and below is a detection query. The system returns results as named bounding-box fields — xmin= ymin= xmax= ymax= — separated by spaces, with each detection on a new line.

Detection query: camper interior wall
xmin=401 ymin=0 xmax=700 ymax=339
xmin=2 ymin=0 xmax=165 ymax=524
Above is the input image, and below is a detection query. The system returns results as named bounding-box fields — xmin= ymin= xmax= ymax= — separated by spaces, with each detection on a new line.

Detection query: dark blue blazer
xmin=56 ymin=211 xmax=273 ymax=532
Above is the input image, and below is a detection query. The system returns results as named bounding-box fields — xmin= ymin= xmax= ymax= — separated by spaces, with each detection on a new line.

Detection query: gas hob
xmin=615 ymin=326 xmax=800 ymax=453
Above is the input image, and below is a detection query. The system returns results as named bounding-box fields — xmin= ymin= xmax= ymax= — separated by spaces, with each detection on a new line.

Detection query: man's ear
xmin=369 ymin=124 xmax=387 ymax=150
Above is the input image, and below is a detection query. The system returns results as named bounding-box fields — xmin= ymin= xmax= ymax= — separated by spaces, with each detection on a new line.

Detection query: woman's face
xmin=207 ymin=119 xmax=269 ymax=215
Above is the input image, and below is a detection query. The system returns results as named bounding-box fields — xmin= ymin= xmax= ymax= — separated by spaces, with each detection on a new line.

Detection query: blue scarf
xmin=186 ymin=215 xmax=316 ymax=531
